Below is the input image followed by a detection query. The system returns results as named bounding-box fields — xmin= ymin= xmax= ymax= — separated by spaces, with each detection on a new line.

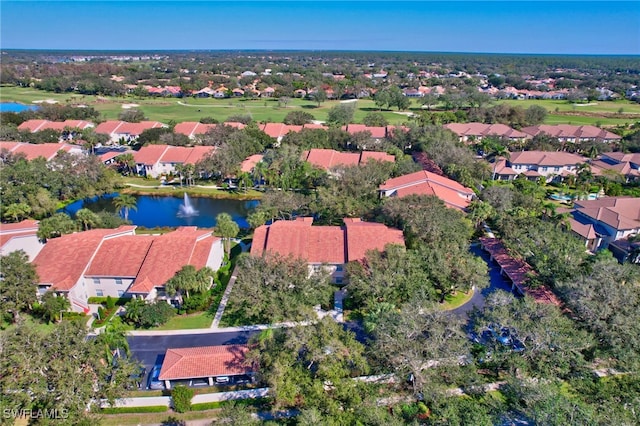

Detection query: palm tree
xmin=216 ymin=213 xmax=239 ymax=257
xmin=115 ymin=153 xmax=136 ymax=175
xmin=113 ymin=194 xmax=137 ymax=221
xmin=75 ymin=208 xmax=101 ymax=231
xmin=3 ymin=203 xmax=31 ymax=223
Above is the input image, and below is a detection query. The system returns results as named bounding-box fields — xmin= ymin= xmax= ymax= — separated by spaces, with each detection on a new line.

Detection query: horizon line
xmin=2 ymin=48 xmax=639 ymax=57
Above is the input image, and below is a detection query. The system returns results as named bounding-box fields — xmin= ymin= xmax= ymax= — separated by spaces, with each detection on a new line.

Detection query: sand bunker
xmin=32 ymin=99 xmax=59 ymax=104
xmin=122 ymin=103 xmax=140 ymax=109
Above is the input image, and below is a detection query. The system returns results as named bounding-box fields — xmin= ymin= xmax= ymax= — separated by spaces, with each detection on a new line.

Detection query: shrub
xmin=190 ymin=401 xmax=224 ymax=411
xmin=106 ymin=295 xmax=116 ymax=309
xmin=171 ymin=385 xmax=194 ymax=413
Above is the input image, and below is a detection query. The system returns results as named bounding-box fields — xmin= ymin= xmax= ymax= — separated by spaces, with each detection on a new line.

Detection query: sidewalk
xmin=211 ymin=266 xmax=237 ymax=328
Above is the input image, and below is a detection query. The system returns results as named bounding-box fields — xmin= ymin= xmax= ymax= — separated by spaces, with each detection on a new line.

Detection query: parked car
xmin=148 ymin=364 xmax=165 ymax=390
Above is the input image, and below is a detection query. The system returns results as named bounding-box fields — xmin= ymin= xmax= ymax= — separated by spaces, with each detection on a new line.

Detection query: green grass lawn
xmin=4 ymin=86 xmax=639 ymax=127
xmin=150 ymin=311 xmax=213 ymax=330
xmin=440 ymin=290 xmax=474 ymax=311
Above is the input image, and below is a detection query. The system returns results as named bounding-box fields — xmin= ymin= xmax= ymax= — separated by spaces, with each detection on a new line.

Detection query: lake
xmin=0 ymin=102 xmax=39 ymax=113
xmin=62 ymin=194 xmax=259 ymax=229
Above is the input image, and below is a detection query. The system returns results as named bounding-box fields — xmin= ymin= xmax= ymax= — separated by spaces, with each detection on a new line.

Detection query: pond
xmin=0 ymin=102 xmax=39 ymax=113
xmin=62 ymin=194 xmax=259 ymax=229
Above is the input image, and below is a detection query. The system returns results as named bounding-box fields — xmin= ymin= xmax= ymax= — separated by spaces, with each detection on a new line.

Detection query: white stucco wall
xmin=84 ymin=276 xmax=135 ymax=298
xmin=0 ymin=235 xmax=44 ymax=261
xmin=206 ymin=239 xmax=225 ymax=271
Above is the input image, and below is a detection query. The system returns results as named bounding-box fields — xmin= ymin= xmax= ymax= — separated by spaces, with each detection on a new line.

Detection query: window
xmin=335 ymin=277 xmax=343 ymax=284
xmin=115 ymin=278 xmax=123 ymax=285
xmin=554 ymin=167 xmax=561 ymax=172
xmin=96 ymin=290 xmax=104 ymax=297
xmin=336 ymin=265 xmax=343 ymax=272
xmin=117 ymin=290 xmax=124 ymax=297
xmin=93 ymin=278 xmax=100 ymax=285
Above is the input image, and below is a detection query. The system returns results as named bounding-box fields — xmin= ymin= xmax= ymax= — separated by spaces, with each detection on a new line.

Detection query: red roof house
xmin=159 ymin=345 xmax=253 ymax=387
xmin=94 ymin=120 xmax=167 ymax=142
xmin=32 ymin=226 xmax=223 ymax=311
xmin=302 ymin=149 xmax=394 ymax=171
xmin=379 ymin=170 xmax=475 ymax=211
xmin=251 ymin=217 xmax=404 ymax=282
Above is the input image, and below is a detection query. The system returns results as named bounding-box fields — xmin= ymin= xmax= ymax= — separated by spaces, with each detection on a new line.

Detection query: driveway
xmin=450 ymin=244 xmax=514 ymax=316
xmin=127 ymin=330 xmax=259 ymax=388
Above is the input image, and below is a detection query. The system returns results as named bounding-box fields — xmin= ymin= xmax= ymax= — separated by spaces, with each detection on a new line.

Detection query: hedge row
xmin=190 ymin=401 xmax=224 ymax=411
xmin=100 ymin=405 xmax=168 ymax=414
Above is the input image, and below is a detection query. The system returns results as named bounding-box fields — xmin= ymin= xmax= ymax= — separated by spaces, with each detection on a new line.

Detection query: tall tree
xmin=0 ymin=250 xmax=38 ymax=323
xmin=0 ymin=321 xmax=141 ymax=424
xmin=113 ymin=194 xmax=137 ymax=221
xmin=2 ymin=202 xmax=31 ymax=223
xmin=37 ymin=212 xmax=77 ymax=241
xmin=215 ymin=213 xmax=239 ymax=257
xmin=75 ymin=208 xmax=102 ymax=231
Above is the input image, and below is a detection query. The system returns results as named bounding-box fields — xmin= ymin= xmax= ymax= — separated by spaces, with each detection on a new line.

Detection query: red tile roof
xmin=0 ymin=219 xmax=39 ymax=234
xmin=261 ymin=123 xmax=303 ymax=139
xmin=173 ymin=122 xmax=217 ymax=138
xmin=160 ymin=146 xmax=214 ymax=165
xmin=302 ymin=149 xmax=394 ymax=170
xmin=85 ymin=236 xmax=155 ymax=277
xmin=573 ymin=197 xmax=640 ymax=231
xmin=344 ymin=124 xmax=387 ymax=139
xmin=508 ymin=151 xmax=586 ymax=167
xmin=33 ymin=226 xmax=137 ymax=291
xmin=251 ymin=217 xmax=404 ymax=263
xmin=133 ymin=144 xmax=171 ymax=166
xmin=360 ymin=151 xmax=396 ymax=164
xmin=95 ymin=121 xmax=167 ymax=137
xmin=303 ymin=149 xmax=360 ymax=170
xmin=0 ymin=142 xmax=77 ymax=161
xmin=444 ymin=123 xmax=528 ymax=140
xmin=159 ymin=345 xmax=252 ymax=381
xmin=379 ymin=170 xmax=475 ymax=210
xmin=0 ymin=220 xmax=40 ymax=249
xmin=521 ymin=125 xmax=620 ymax=141
xmin=240 ymin=154 xmax=264 ymax=173
xmin=343 ymin=218 xmax=405 ymax=262
xmin=128 ymin=228 xmax=218 ymax=293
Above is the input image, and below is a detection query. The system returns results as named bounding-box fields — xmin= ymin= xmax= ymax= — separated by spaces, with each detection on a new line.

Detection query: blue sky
xmin=1 ymin=1 xmax=638 ymax=54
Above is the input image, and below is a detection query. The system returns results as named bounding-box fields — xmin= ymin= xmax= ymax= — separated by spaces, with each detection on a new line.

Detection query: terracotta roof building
xmin=491 ymin=150 xmax=587 ymax=182
xmin=32 ymin=226 xmax=223 ymax=312
xmin=590 ymin=152 xmax=640 ymax=183
xmin=173 ymin=122 xmax=217 ymax=139
xmin=0 ymin=219 xmax=43 ymax=261
xmin=132 ymin=145 xmax=214 ymax=178
xmin=444 ymin=123 xmax=529 ymax=142
xmin=521 ymin=125 xmax=621 ymax=143
xmin=18 ymin=119 xmax=94 ymax=134
xmin=569 ymin=197 xmax=640 ymax=254
xmin=94 ymin=120 xmax=167 ymax=143
xmin=251 ymin=217 xmax=404 ymax=284
xmin=0 ymin=141 xmax=83 ymax=161
xmin=159 ymin=345 xmax=254 ymax=388
xmin=342 ymin=124 xmax=387 ymax=139
xmin=302 ymin=149 xmax=395 ymax=171
xmin=379 ymin=170 xmax=475 ymax=211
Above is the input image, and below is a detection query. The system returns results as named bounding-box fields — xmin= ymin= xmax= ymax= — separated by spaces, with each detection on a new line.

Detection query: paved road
xmin=450 ymin=244 xmax=515 ymax=316
xmin=127 ymin=330 xmax=259 ymax=386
